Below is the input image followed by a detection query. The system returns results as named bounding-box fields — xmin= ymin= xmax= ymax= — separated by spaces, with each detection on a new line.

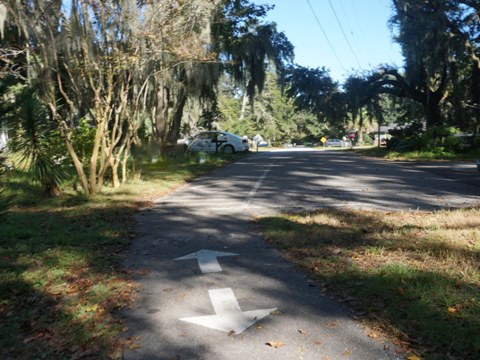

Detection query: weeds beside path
xmin=0 ymin=153 xmax=242 ymax=359
xmin=354 ymin=146 xmax=480 ymax=162
xmin=258 ymin=208 xmax=480 ymax=359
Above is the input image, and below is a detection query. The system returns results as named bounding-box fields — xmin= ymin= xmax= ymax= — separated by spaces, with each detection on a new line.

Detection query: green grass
xmin=355 ymin=146 xmax=480 ymax=161
xmin=0 ymin=152 xmax=243 ymax=359
xmin=258 ymin=208 xmax=480 ymax=359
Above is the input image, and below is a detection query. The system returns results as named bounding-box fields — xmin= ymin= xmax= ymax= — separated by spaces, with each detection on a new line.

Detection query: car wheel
xmin=222 ymin=145 xmax=235 ymax=154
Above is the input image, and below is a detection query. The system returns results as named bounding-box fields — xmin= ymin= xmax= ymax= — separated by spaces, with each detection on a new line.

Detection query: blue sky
xmin=253 ymin=0 xmax=404 ymax=83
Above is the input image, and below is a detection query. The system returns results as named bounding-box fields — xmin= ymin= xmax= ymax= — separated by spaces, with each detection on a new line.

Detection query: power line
xmin=338 ymin=0 xmax=356 ymax=40
xmin=349 ymin=0 xmax=372 ymax=59
xmin=305 ymin=0 xmax=346 ymax=71
xmin=338 ymin=0 xmax=368 ymax=65
xmin=327 ymin=0 xmax=362 ymax=69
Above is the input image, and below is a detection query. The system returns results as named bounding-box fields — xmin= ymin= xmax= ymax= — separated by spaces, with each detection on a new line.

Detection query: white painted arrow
xmin=179 ymin=288 xmax=277 ymax=334
xmin=174 ymin=249 xmax=238 ymax=273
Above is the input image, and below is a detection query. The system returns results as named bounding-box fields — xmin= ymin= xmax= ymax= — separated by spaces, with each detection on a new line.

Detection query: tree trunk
xmin=471 ymin=60 xmax=480 ymax=135
xmin=120 ymin=135 xmax=132 ymax=184
xmin=154 ymin=85 xmax=169 ymax=143
xmin=357 ymin=109 xmax=364 ymax=145
xmin=121 ymin=154 xmax=129 ymax=184
xmin=62 ymin=127 xmax=90 ymax=194
xmin=89 ymin=104 xmax=108 ymax=195
xmin=168 ymin=90 xmax=187 ymax=144
xmin=239 ymin=90 xmax=249 ymax=121
xmin=110 ymin=158 xmax=120 ymax=188
xmin=46 ymin=181 xmax=62 ymax=197
xmin=424 ymin=92 xmax=443 ymax=129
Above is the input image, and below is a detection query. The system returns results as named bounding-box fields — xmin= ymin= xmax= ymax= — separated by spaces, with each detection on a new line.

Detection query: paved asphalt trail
xmin=122 ymin=150 xmax=480 ymax=360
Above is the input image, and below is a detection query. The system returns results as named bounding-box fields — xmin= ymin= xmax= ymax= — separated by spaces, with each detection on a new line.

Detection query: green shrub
xmin=72 ymin=118 xmax=96 ymax=164
xmin=387 ymin=132 xmax=426 ymax=152
xmin=362 ymin=133 xmax=373 ymax=145
xmin=6 ymin=85 xmax=69 ymax=195
xmin=0 ymin=152 xmax=11 ymax=215
xmin=424 ymin=126 xmax=463 ymax=153
xmin=388 ymin=125 xmax=464 ymax=154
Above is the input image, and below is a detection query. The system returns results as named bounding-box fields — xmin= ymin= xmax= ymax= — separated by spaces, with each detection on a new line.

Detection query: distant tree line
xmin=281 ymin=0 xmax=479 ymax=149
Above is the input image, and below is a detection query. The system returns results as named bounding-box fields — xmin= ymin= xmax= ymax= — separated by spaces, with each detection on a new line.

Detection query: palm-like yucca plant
xmin=0 ymin=151 xmax=10 ymax=215
xmin=8 ymin=86 xmax=65 ymax=196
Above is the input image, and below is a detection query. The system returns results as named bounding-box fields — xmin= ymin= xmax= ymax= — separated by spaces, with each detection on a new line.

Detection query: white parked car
xmin=325 ymin=139 xmax=345 ymax=147
xmin=186 ymin=131 xmax=249 ymax=154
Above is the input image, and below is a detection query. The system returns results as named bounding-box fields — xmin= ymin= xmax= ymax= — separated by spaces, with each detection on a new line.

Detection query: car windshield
xmin=196 ymin=133 xmax=217 ymax=140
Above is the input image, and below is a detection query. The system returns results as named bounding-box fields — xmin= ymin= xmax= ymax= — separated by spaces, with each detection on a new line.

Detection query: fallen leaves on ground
xmin=258 ymin=207 xmax=480 ymax=358
xmin=407 ymin=355 xmax=422 ymax=360
xmin=447 ymin=303 xmax=464 ymax=314
xmin=266 ymin=341 xmax=286 ymax=348
xmin=118 ymin=336 xmax=142 ymax=350
xmin=84 ymin=304 xmax=99 ymax=313
xmin=342 ymin=348 xmax=352 ymax=356
xmin=366 ymin=330 xmax=382 ymax=339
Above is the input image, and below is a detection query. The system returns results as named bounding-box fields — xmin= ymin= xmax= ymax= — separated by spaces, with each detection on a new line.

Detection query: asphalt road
xmin=122 ymin=150 xmax=480 ymax=360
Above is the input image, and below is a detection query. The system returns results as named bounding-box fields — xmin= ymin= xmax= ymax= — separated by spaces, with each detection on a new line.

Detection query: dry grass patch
xmin=258 ymin=207 xmax=480 ymax=359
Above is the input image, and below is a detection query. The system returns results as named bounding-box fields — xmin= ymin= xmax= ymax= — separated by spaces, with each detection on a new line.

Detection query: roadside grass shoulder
xmin=257 ymin=208 xmax=480 ymax=359
xmin=0 ymin=152 xmax=242 ymax=359
xmin=355 ymin=147 xmax=480 ymax=161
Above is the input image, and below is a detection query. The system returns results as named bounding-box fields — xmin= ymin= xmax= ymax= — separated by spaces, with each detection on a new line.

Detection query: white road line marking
xmin=179 ymin=288 xmax=277 ymax=334
xmin=174 ymin=249 xmax=238 ymax=274
xmin=246 ymin=164 xmax=274 ymax=204
xmin=210 ymin=288 xmax=241 ymax=313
